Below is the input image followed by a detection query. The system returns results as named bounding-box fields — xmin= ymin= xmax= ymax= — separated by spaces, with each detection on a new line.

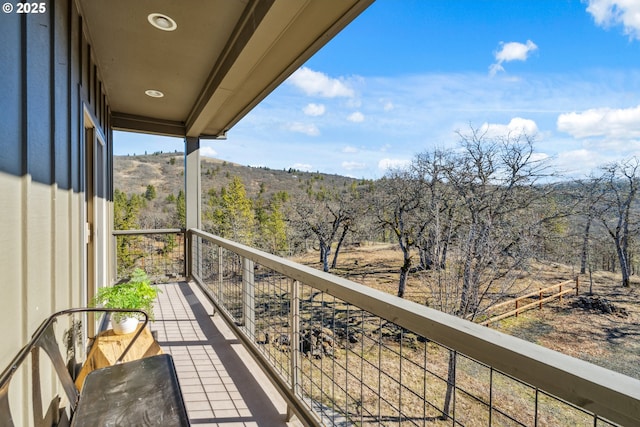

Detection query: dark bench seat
xmin=73 ymin=354 xmax=188 ymax=426
xmin=0 ymin=308 xmax=190 ymax=427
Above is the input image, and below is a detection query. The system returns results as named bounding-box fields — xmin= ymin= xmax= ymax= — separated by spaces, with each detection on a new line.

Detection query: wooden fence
xmin=481 ymin=277 xmax=580 ymax=326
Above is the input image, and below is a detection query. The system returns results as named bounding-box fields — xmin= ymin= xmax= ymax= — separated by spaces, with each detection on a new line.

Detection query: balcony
xmin=114 ymin=229 xmax=640 ymax=426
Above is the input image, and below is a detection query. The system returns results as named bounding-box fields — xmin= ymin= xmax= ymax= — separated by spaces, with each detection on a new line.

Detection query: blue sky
xmin=115 ymin=0 xmax=640 ymax=179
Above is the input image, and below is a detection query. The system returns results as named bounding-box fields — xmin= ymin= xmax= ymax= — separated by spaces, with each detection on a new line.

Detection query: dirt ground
xmin=292 ymin=243 xmax=640 ymax=380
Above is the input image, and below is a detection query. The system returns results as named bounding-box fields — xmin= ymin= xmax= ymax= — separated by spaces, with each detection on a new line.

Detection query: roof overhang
xmin=77 ymin=0 xmax=374 ymax=138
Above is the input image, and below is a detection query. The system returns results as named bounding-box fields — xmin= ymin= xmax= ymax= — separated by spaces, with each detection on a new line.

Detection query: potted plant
xmin=91 ymin=268 xmax=160 ymax=334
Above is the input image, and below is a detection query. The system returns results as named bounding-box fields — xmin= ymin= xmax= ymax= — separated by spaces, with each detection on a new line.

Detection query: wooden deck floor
xmin=150 ymin=281 xmax=295 ymax=427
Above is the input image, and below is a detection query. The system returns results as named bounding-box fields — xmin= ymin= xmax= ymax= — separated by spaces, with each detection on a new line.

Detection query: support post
xmin=539 ymin=290 xmax=543 ymax=310
xmin=218 ymin=246 xmax=224 ymax=303
xmin=288 ymin=279 xmax=301 ymax=422
xmin=185 ymin=137 xmax=201 ymax=279
xmin=242 ymin=258 xmax=255 ymax=338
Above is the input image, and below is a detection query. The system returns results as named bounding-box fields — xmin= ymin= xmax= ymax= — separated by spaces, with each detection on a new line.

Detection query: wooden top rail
xmin=113 ymin=228 xmax=185 ymax=236
xmin=487 ymin=279 xmax=576 ymax=311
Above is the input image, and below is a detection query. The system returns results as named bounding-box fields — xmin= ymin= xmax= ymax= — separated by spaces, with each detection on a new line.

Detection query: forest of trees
xmin=114 ymin=129 xmax=640 ymax=314
xmin=114 ymin=132 xmax=640 ymax=421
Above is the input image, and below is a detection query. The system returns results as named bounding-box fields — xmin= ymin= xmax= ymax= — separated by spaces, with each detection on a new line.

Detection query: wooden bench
xmin=0 ymin=308 xmax=190 ymax=427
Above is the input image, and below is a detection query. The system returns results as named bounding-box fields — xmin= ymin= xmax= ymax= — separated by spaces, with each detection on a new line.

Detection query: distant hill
xmin=113 ymin=152 xmax=362 ymax=228
xmin=114 ymin=152 xmax=360 ymax=198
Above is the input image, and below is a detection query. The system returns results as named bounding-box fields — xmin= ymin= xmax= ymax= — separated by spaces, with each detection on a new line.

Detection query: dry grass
xmin=292 ymin=245 xmax=640 ymax=381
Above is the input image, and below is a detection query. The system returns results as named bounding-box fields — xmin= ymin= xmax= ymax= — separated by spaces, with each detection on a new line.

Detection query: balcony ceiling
xmin=77 ymin=0 xmax=373 ymax=138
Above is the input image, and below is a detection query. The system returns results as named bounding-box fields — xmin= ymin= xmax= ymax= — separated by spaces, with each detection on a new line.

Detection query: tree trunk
xmin=320 ymin=242 xmax=331 ymax=272
xmin=580 ymin=215 xmax=592 ymax=275
xmin=441 ymin=350 xmax=456 ymax=420
xmin=418 ymin=246 xmax=433 ymax=271
xmin=331 ymin=226 xmax=349 ymax=269
xmin=459 ymin=223 xmax=476 ymax=316
xmin=397 ymin=263 xmax=410 ymax=298
xmin=614 ymin=237 xmax=631 ymax=287
xmin=397 ymin=249 xmax=411 ymax=298
xmin=440 ymin=238 xmax=449 ymax=270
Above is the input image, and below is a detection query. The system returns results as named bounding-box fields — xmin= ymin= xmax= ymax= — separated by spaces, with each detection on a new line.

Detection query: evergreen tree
xmin=144 ymin=184 xmax=157 ymax=201
xmin=204 ymin=176 xmax=255 ymax=245
xmin=114 ymin=189 xmax=143 ymax=230
xmin=176 ymin=190 xmax=186 ymax=227
xmin=264 ymin=201 xmax=288 ymax=254
xmin=113 ymin=189 xmax=143 ymax=275
xmin=222 ymin=177 xmax=255 ymax=244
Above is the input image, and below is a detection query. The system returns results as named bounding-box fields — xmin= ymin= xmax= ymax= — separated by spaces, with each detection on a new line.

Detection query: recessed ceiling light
xmin=145 ymin=89 xmax=164 ymax=98
xmin=148 ymin=13 xmax=177 ymax=31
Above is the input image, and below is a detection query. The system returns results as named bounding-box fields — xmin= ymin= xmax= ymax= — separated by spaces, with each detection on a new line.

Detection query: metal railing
xmin=188 ymin=228 xmax=640 ymax=427
xmin=113 ymin=229 xmax=186 ymax=282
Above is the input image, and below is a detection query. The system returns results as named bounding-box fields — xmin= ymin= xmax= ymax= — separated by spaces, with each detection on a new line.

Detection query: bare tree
xmin=293 ymin=189 xmax=357 ymax=273
xmin=375 ymin=170 xmax=427 ymax=298
xmin=573 ymin=176 xmax=607 ymax=275
xmin=330 ymin=184 xmax=371 ymax=269
xmin=420 ymin=128 xmax=553 ymax=420
xmin=412 ymin=149 xmax=459 ymax=272
xmin=597 ymin=157 xmax=640 ymax=287
xmin=445 ymin=127 xmax=551 ymax=319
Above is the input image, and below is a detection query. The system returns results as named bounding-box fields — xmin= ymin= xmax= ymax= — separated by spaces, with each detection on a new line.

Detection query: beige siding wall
xmin=0 ymin=0 xmax=112 ymax=423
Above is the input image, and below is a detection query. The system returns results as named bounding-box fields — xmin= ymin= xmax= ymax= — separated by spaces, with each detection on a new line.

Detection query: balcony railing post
xmin=218 ymin=246 xmax=224 ymax=302
xmin=242 ymin=257 xmax=255 ymax=339
xmin=288 ymin=279 xmax=301 ymax=422
xmin=112 ymin=233 xmax=118 ymax=282
xmin=184 ymin=229 xmax=191 ymax=279
xmin=196 ymin=233 xmax=201 ymax=279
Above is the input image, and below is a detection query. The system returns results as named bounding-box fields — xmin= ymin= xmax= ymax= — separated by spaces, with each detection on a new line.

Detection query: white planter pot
xmin=112 ymin=316 xmax=139 ymax=335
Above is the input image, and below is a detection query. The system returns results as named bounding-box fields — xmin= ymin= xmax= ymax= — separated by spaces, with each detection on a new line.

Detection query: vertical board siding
xmin=25 ymin=11 xmax=52 ymax=184
xmin=54 ymin=0 xmax=72 ymax=313
xmin=0 ymin=13 xmax=23 ymax=176
xmin=0 ymin=0 xmax=25 ymax=376
xmin=24 ymin=3 xmax=54 ymax=337
xmin=0 ymin=1 xmax=112 ymax=424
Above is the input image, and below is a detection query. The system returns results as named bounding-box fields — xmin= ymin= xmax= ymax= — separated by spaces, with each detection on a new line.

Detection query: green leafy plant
xmin=91 ymin=268 xmax=160 ymax=321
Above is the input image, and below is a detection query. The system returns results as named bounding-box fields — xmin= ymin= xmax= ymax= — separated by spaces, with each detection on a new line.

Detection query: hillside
xmin=115 ymin=152 xmax=359 ymax=200
xmin=114 ymin=152 xmax=361 ymax=228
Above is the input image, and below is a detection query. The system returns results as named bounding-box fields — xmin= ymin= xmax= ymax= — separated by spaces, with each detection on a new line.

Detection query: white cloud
xmin=288 ymin=67 xmax=355 ymax=98
xmin=489 ymin=40 xmax=538 ymax=76
xmin=342 ymin=161 xmax=366 ymax=170
xmin=291 ymin=163 xmax=313 ymax=172
xmin=479 ymin=117 xmax=540 ymax=137
xmin=530 ymin=152 xmax=550 ymax=162
xmin=557 ymin=105 xmax=640 ymax=138
xmin=554 ymin=149 xmax=603 ymax=175
xmin=200 ymin=146 xmax=218 ymax=158
xmin=285 ymin=122 xmax=320 ymax=136
xmin=348 ymin=111 xmax=365 ymax=123
xmin=342 ymin=146 xmax=358 ymax=153
xmin=227 ymin=67 xmax=640 ymax=179
xmin=378 ymin=158 xmax=411 ymax=171
xmin=586 ymin=0 xmax=640 ymax=40
xmin=303 ymin=103 xmax=325 ymax=116
xmin=489 ymin=63 xmax=505 ymax=76
xmin=378 ymin=99 xmax=395 ymax=111
xmin=496 ymin=40 xmax=538 ymax=62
